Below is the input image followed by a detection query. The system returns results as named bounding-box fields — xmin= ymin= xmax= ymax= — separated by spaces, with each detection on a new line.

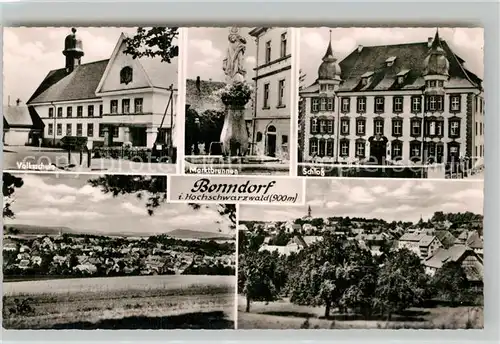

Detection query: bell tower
xmin=63 ymin=28 xmax=84 ymax=73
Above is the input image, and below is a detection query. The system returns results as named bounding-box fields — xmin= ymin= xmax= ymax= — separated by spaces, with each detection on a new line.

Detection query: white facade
xmin=249 ymin=27 xmax=292 ymax=160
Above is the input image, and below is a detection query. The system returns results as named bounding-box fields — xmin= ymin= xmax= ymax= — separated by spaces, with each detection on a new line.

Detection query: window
xmin=88 ymin=105 xmax=94 ymax=117
xmin=67 ymin=107 xmax=72 ymax=117
xmin=328 ymin=85 xmax=335 ymax=91
xmin=134 ymin=98 xmax=143 ymax=113
xmin=391 ymin=140 xmax=403 ymax=160
xmin=311 ymin=98 xmax=319 ymax=112
xmin=341 ymin=118 xmax=350 ymax=135
xmin=318 ymin=139 xmax=326 ymax=157
xmin=263 ymin=83 xmax=270 ymax=108
xmin=265 ymin=41 xmax=271 ymax=64
xmin=374 ymin=97 xmax=385 ymax=113
xmin=282 ymin=135 xmax=288 ymax=145
xmin=122 ymin=99 xmax=130 ymax=114
xmin=320 ymin=98 xmax=327 ymax=111
xmin=112 ymin=126 xmax=119 ymax=138
xmin=374 ymin=119 xmax=384 ymax=135
xmin=438 ymin=80 xmax=444 ymax=87
xmin=120 ymin=66 xmax=133 ymax=84
xmin=309 ymin=138 xmax=318 ymax=155
xmin=426 ymin=95 xmax=444 ymax=112
xmin=87 ymin=123 xmax=94 ymax=137
xmin=475 ymin=122 xmax=478 ymax=135
xmin=57 ymin=123 xmax=62 ymax=136
xmin=449 ymin=120 xmax=460 ymax=137
xmin=436 ymin=121 xmax=444 ymax=136
xmin=110 ymin=100 xmax=118 ymax=114
xmin=327 ymin=98 xmax=334 ymax=111
xmin=326 ymin=140 xmax=334 ymax=157
xmin=356 ymin=118 xmax=366 ymax=136
xmin=57 ymin=107 xmax=63 ymax=118
xmin=48 ymin=108 xmax=54 ymax=118
xmin=340 ymin=140 xmax=349 ymax=157
xmin=280 ymin=32 xmax=287 ymax=58
xmin=356 ymin=97 xmax=366 ymax=113
xmin=77 ymin=106 xmax=83 ymax=118
xmin=411 ymin=119 xmax=421 ymax=136
xmin=319 ymin=119 xmax=327 ymax=134
xmin=310 ymin=118 xmax=318 ymax=134
xmin=99 ymin=104 xmax=103 ymax=116
xmin=278 ymin=80 xmax=285 ymax=107
xmin=410 ymin=141 xmax=421 ymax=159
xmin=48 ymin=123 xmax=53 ymax=136
xmin=355 ymin=140 xmax=365 ymax=157
xmin=429 ymin=80 xmax=437 ymax=87
xmin=393 ymin=96 xmax=403 ymax=113
xmin=429 ymin=121 xmax=436 ymax=136
xmin=411 ymin=96 xmax=422 ymax=113
xmin=327 ymin=119 xmax=334 ymax=134
xmin=392 ymin=118 xmax=403 ymax=136
xmin=320 ymin=84 xmax=327 ymax=92
xmin=99 ymin=124 xmax=105 ymax=137
xmin=397 ymin=76 xmax=404 ymax=84
xmin=66 ymin=123 xmax=72 ymax=136
xmin=76 ymin=123 xmax=82 ymax=136
xmin=450 ymin=95 xmax=461 ymax=112
xmin=341 ymin=97 xmax=350 ymax=113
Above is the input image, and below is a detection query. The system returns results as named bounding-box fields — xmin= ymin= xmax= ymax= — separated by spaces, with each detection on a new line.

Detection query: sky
xmin=2 ymin=27 xmax=169 ymax=105
xmin=186 ymin=27 xmax=256 ymax=82
xmin=4 ymin=173 xmax=232 ymax=236
xmin=240 ymin=179 xmax=484 ymax=223
xmin=300 ymin=27 xmax=484 ymax=87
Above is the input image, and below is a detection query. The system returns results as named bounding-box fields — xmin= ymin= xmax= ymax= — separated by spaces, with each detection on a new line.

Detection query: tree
xmin=123 ymin=27 xmax=179 ymax=63
xmin=310 ymin=217 xmax=324 ymax=229
xmin=431 ymin=261 xmax=469 ymax=304
xmin=288 ymin=234 xmax=367 ymax=318
xmin=3 ymin=173 xmax=24 ymax=219
xmin=374 ymin=249 xmax=428 ymax=320
xmin=88 ymin=175 xmax=236 ymax=224
xmin=239 ymin=250 xmax=283 ymax=313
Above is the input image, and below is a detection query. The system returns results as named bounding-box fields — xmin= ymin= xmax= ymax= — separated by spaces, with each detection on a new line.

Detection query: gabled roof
xmin=186 ymin=78 xmax=225 ymax=113
xmin=466 ymin=231 xmax=483 ymax=249
xmin=3 ymin=105 xmax=33 ymax=127
xmin=302 ymin=37 xmax=482 ymax=95
xmin=435 ymin=230 xmax=457 ymax=249
xmin=424 ymin=245 xmax=483 ymax=282
xmin=28 ymin=60 xmax=109 ymax=104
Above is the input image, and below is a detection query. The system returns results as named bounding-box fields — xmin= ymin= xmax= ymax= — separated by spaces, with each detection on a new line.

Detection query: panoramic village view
xmin=238 ymin=178 xmax=484 ymax=329
xmin=2 ymin=173 xmax=236 ymax=329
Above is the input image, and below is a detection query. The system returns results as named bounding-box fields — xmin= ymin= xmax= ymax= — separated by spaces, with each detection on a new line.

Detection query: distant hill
xmin=3 ymin=224 xmax=73 ymax=236
xmin=166 ymin=229 xmax=233 ymax=240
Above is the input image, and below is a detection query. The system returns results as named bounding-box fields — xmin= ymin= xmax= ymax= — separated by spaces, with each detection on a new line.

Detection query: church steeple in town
xmin=423 ymin=28 xmax=450 ymax=96
xmin=63 ymin=28 xmax=84 ymax=73
xmin=308 ymin=205 xmax=312 ymax=218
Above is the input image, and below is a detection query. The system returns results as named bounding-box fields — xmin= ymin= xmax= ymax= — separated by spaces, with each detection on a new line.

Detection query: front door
xmin=267 ymin=134 xmax=276 ymax=157
xmin=130 ymin=127 xmax=147 ymax=147
xmin=370 ymin=140 xmax=387 ymax=165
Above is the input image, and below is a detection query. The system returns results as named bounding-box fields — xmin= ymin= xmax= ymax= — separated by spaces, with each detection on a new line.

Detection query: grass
xmin=3 ymin=275 xmax=235 ymax=329
xmin=237 ymin=295 xmax=484 ymax=329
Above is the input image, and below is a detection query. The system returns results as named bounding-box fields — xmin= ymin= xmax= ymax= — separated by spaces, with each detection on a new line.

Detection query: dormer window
xmin=120 ymin=66 xmax=133 ymax=85
xmin=396 ymin=69 xmax=409 ymax=85
xmin=385 ymin=56 xmax=396 ymax=67
xmin=360 ymin=71 xmax=373 ymax=87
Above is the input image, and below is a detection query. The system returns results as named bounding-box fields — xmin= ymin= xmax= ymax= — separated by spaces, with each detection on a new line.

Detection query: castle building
xmin=299 ymin=30 xmax=484 ymax=167
xmin=27 ymin=28 xmax=178 ymax=149
xmin=248 ymin=27 xmax=292 ymax=160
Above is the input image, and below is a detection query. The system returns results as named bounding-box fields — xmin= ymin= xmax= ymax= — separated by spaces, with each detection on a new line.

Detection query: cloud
xmin=78 ymin=184 xmax=111 ymax=202
xmin=41 ymin=194 xmax=76 ymax=205
xmin=18 ymin=208 xmax=104 ymax=218
xmin=121 ymin=202 xmax=147 ymax=215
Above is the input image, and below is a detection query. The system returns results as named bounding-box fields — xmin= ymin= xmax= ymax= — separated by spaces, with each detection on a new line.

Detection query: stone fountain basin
xmin=185 ymin=155 xmax=282 ymax=165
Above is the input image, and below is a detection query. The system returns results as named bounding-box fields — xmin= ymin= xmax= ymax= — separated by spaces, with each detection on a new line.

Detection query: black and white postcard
xmin=184 ymin=27 xmax=293 ymax=176
xmin=298 ymin=27 xmax=484 ymax=179
xmin=2 ymin=173 xmax=236 ymax=329
xmin=3 ymin=27 xmax=180 ymax=174
xmin=238 ymin=178 xmax=484 ymax=329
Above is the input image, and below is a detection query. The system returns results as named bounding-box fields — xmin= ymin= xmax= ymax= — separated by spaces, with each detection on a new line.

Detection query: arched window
xmin=120 ymin=66 xmax=133 ymax=85
xmin=267 ymin=125 xmax=277 ymax=133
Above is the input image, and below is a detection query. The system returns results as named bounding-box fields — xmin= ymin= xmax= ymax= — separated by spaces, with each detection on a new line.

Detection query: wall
xmin=4 ymin=129 xmax=30 ymax=146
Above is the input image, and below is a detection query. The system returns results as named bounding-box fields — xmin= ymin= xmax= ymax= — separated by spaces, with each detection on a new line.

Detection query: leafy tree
xmin=123 ymin=27 xmax=179 ymax=63
xmin=269 ymin=229 xmax=291 ymax=246
xmin=3 ymin=173 xmax=24 ymax=219
xmin=288 ymin=234 xmax=366 ymax=318
xmin=431 ymin=261 xmax=469 ymax=304
xmin=374 ymin=249 xmax=428 ymax=320
xmin=310 ymin=217 xmax=324 ymax=229
xmin=239 ymin=250 xmax=283 ymax=312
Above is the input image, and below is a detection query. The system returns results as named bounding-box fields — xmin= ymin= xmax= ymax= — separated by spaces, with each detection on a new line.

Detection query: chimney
xmin=357 ymin=45 xmax=363 ymax=53
xmin=16 ymin=98 xmax=21 ymax=106
xmin=8 ymin=95 xmax=10 ymax=107
xmin=428 ymin=37 xmax=433 ymax=47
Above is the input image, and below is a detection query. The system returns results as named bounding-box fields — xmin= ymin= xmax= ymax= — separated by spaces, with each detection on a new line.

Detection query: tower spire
xmin=322 ymin=29 xmax=336 ymax=62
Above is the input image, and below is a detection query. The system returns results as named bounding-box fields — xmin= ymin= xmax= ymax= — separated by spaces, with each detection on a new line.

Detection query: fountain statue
xmin=219 ymin=27 xmax=251 ymax=157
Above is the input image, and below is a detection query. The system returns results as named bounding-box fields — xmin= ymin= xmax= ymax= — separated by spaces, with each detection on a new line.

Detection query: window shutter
xmin=309 ymin=138 xmax=314 ymax=155
xmin=310 ymin=118 xmax=314 ymax=135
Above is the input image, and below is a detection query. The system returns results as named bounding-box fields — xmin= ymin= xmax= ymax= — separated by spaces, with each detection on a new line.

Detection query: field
xmin=3 ymin=275 xmax=235 ymax=329
xmin=237 ymin=296 xmax=483 ymax=329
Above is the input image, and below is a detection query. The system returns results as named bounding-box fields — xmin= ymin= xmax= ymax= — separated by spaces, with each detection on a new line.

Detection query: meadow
xmin=3 ymin=275 xmax=235 ymax=329
xmin=237 ymin=296 xmax=483 ymax=330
